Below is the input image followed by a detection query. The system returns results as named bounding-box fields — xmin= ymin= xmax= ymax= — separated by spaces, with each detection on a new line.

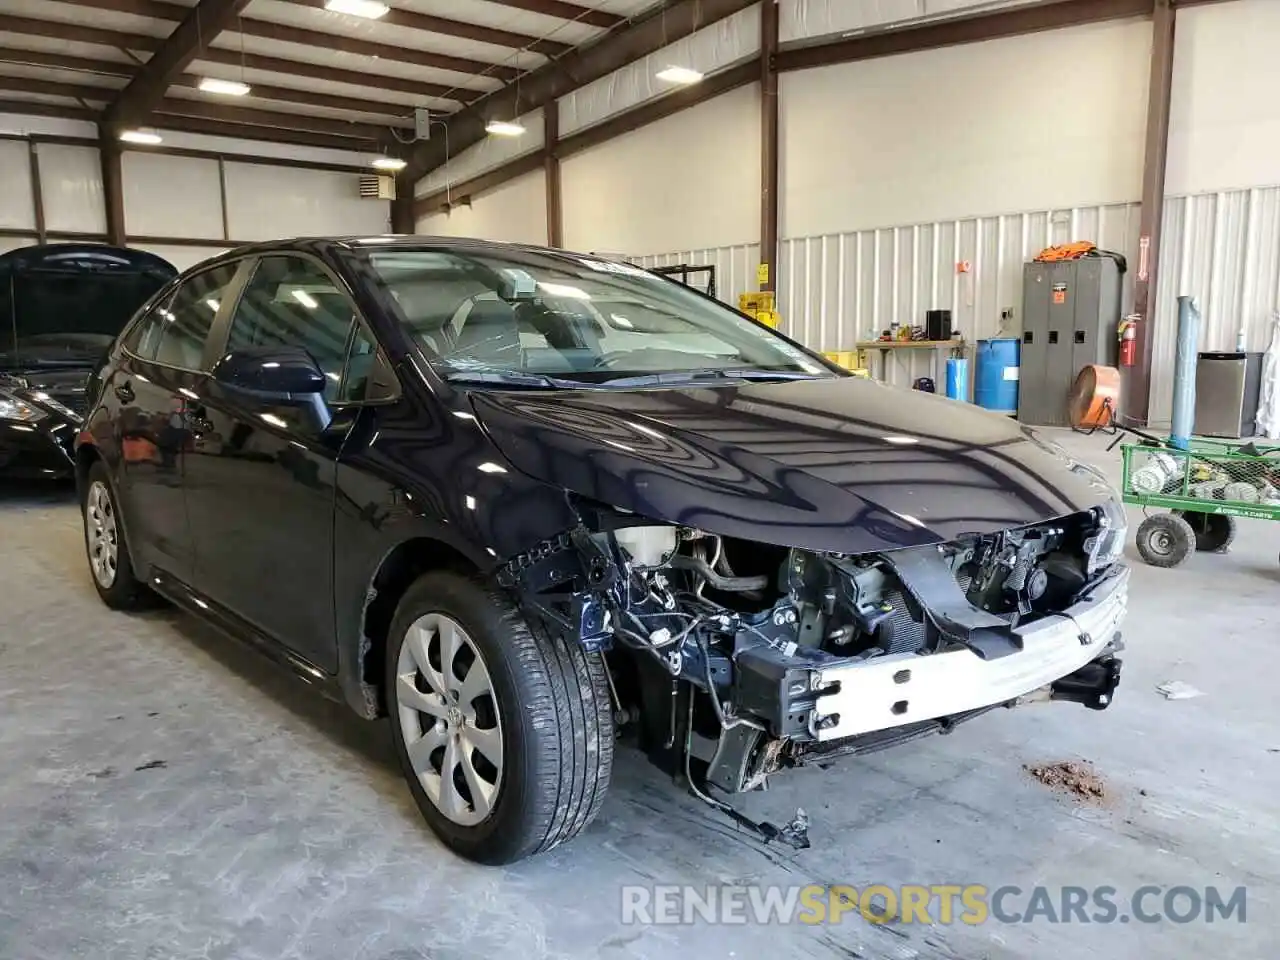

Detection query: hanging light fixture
xmin=655 ymin=66 xmax=704 ymax=85
xmin=198 ymin=77 xmax=251 ymax=96
xmin=324 ymin=0 xmax=389 ymax=19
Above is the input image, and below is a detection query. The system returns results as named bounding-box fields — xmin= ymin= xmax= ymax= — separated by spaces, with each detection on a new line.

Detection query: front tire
xmin=82 ymin=462 xmax=152 ymax=610
xmin=386 ymin=571 xmax=614 ymax=864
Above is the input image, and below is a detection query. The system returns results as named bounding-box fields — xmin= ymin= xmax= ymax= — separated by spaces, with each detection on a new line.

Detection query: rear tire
xmin=1173 ymin=510 xmax=1236 ymax=553
xmin=82 ymin=462 xmax=152 ymax=610
xmin=1136 ymin=513 xmax=1195 ymax=568
xmin=386 ymin=571 xmax=614 ymax=864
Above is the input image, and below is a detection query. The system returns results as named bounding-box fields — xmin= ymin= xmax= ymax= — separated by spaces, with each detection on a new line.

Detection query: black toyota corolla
xmin=76 ymin=237 xmax=1129 ymax=864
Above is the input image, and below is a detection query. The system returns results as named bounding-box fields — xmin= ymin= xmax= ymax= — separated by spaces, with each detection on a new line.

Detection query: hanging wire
xmin=387 ymin=0 xmax=646 ymax=195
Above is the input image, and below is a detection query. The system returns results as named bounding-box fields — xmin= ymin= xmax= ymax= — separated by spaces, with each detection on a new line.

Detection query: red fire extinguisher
xmin=1118 ymin=315 xmax=1138 ymax=367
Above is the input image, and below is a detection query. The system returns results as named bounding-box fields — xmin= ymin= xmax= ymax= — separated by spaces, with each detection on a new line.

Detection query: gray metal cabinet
xmin=1017 ymin=258 xmax=1121 ymax=426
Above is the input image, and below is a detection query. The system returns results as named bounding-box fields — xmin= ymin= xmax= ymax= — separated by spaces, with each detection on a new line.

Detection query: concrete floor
xmin=0 ymin=429 xmax=1275 ymax=960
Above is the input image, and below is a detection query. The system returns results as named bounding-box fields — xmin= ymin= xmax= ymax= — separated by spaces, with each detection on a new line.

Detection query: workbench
xmin=856 ymin=339 xmax=967 ymax=387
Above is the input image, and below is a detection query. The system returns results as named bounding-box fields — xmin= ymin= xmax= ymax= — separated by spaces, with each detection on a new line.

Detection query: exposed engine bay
xmin=498 ymin=499 xmax=1127 ymax=842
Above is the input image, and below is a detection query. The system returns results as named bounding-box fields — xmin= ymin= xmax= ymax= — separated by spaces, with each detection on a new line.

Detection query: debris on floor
xmin=1025 ymin=760 xmax=1107 ymax=801
xmin=134 ymin=760 xmax=167 ymax=772
xmin=1156 ymin=680 xmax=1205 ymax=700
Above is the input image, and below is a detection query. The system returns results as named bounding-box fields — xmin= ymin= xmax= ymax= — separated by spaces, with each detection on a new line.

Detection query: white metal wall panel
xmin=1149 ymin=187 xmax=1280 ymax=424
xmin=781 ymin=0 xmax=1047 ymax=42
xmin=123 ymin=152 xmax=224 ymax=240
xmin=562 ymin=84 xmax=761 ymax=256
xmin=634 ymin=243 xmax=763 ymax=305
xmin=416 ymin=168 xmax=548 ymax=245
xmin=150 ymin=129 xmax=382 ymax=168
xmin=779 ymin=19 xmax=1150 ymax=240
xmin=417 ymin=108 xmax=545 ymax=197
xmin=223 ymin=162 xmax=389 ymax=241
xmin=775 ymin=201 xmax=1142 ymax=384
xmin=0 ymin=236 xmax=32 ymax=257
xmin=0 ymin=111 xmax=96 ymax=139
xmin=1166 ymin=0 xmax=1280 ymax=196
xmin=0 ymin=139 xmax=35 ymax=230
xmin=35 ymin=143 xmax=106 ymax=235
xmin=558 ymin=5 xmax=761 ymax=136
xmin=129 ymin=244 xmax=227 ymax=274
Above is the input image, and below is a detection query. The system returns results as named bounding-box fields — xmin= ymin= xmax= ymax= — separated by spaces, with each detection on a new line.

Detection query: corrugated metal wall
xmin=1151 ymin=186 xmax=1280 ymax=424
xmin=634 ymin=243 xmax=763 ymax=307
xmin=633 ymin=187 xmax=1280 ymax=424
xmin=775 ymin=203 xmax=1143 ymax=387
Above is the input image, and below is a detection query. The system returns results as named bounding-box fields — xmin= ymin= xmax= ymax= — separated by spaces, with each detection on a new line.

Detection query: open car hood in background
xmin=469 ymin=377 xmax=1113 ymax=556
xmin=0 ymin=244 xmax=177 ymax=365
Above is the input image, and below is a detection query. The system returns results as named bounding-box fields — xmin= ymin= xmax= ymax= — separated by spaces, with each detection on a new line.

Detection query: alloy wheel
xmin=396 ymin=613 xmax=504 ymax=827
xmin=86 ymin=480 xmax=119 ymax=589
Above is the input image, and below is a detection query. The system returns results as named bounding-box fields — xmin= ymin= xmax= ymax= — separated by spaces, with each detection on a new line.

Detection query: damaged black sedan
xmin=75 ymin=238 xmax=1128 ymax=864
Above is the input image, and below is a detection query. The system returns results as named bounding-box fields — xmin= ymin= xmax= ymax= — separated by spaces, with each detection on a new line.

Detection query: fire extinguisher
xmin=1118 ymin=314 xmax=1138 ymax=367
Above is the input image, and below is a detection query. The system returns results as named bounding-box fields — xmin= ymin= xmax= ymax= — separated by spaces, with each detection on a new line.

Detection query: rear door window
xmin=121 ymin=290 xmax=175 ymax=360
xmin=151 ymin=264 xmax=240 ymax=371
xmin=226 ymin=255 xmax=355 ymax=402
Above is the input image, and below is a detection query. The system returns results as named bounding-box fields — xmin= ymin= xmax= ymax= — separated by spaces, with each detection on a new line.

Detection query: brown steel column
xmin=28 ymin=141 xmax=46 ymax=245
xmin=98 ymin=127 xmax=126 ymax=245
xmin=545 ymin=105 xmax=563 ymax=248
xmin=1127 ymin=0 xmax=1177 ymax=425
xmin=391 ymin=180 xmax=416 ymax=234
xmin=759 ymin=0 xmax=779 ymax=292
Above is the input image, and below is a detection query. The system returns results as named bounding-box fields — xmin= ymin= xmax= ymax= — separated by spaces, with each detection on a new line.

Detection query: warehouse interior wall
xmin=1147 ymin=0 xmax=1280 ymax=422
xmin=0 ymin=112 xmax=391 ymax=275
xmin=774 ymin=17 xmax=1150 ymax=383
xmin=561 ymin=83 xmax=761 ymax=259
xmin=779 ymin=19 xmax=1151 ymax=241
xmin=417 ymin=169 xmax=549 ymax=245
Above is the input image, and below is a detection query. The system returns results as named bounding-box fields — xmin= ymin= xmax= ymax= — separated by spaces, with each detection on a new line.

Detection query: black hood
xmin=469 ymin=378 xmax=1113 ymax=555
xmin=1 ymin=243 xmax=176 ymax=368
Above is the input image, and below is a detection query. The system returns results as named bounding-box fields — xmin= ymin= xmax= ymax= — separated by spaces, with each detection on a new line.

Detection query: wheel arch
xmin=74 ymin=442 xmax=101 ymax=502
xmin=353 ymin=536 xmax=484 ymax=718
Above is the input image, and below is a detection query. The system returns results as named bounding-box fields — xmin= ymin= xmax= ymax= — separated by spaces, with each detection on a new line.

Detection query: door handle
xmin=114 ymin=381 xmax=135 ymax=403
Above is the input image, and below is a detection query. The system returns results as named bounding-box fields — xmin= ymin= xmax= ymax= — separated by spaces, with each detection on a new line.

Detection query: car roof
xmin=193 ymin=236 xmax=610 ymax=272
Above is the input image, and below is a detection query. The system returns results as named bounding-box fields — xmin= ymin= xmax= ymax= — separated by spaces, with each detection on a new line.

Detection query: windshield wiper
xmin=444 ymin=370 xmax=575 ymax=389
xmin=588 ymin=368 xmax=829 ymax=388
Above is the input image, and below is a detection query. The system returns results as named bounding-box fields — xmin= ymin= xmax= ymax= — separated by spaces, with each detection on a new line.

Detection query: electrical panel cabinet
xmin=1017 ymin=258 xmax=1121 ymax=426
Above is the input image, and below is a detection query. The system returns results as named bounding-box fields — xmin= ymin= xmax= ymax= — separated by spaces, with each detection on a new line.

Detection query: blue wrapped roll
xmin=946 ymin=357 xmax=969 ymax=401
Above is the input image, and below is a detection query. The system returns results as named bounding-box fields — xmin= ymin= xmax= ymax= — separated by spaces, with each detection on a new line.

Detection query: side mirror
xmin=212 ymin=346 xmax=326 ymax=399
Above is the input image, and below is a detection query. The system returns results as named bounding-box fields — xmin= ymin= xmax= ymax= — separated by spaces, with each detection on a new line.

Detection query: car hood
xmin=468 ymin=378 xmax=1113 ymax=555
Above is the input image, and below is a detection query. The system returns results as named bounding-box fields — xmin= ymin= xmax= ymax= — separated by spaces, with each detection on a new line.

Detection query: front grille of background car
xmin=50 ymin=389 xmax=88 ymax=416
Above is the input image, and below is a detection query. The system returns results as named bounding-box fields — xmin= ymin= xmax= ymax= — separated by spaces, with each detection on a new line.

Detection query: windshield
xmin=1 ymin=268 xmax=170 ymax=368
xmin=365 ymin=247 xmax=832 ymax=386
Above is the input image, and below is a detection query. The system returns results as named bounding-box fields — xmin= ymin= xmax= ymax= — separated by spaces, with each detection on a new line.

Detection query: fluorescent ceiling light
xmin=372 ymin=156 xmax=406 ymax=171
xmin=197 ymin=77 xmax=251 ymax=96
xmin=655 ymin=66 xmax=704 ymax=85
xmin=485 ymin=119 xmax=526 ymax=137
xmin=291 ymin=289 xmax=319 ymax=310
xmin=324 ymin=0 xmax=389 ymax=18
xmin=119 ymin=129 xmax=162 ymax=145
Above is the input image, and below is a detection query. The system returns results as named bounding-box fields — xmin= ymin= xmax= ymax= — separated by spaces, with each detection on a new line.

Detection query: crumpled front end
xmin=498 ymin=494 xmax=1128 ymax=797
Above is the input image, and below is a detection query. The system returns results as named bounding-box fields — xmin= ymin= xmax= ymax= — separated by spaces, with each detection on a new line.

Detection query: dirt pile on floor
xmin=1025 ymin=760 xmax=1106 ymax=801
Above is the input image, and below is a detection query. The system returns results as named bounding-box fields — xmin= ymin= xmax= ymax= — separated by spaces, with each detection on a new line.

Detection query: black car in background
xmin=0 ymin=244 xmax=176 ymax=478
xmin=75 ymin=237 xmax=1128 ymax=864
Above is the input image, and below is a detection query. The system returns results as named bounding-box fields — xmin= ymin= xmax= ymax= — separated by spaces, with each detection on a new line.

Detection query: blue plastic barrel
xmin=945 ymin=358 xmax=969 ymax=401
xmin=974 ymin=338 xmax=1020 ymax=414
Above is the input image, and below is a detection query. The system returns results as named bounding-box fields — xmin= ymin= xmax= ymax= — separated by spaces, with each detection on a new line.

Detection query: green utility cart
xmin=1121 ymin=438 xmax=1280 ymax=567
